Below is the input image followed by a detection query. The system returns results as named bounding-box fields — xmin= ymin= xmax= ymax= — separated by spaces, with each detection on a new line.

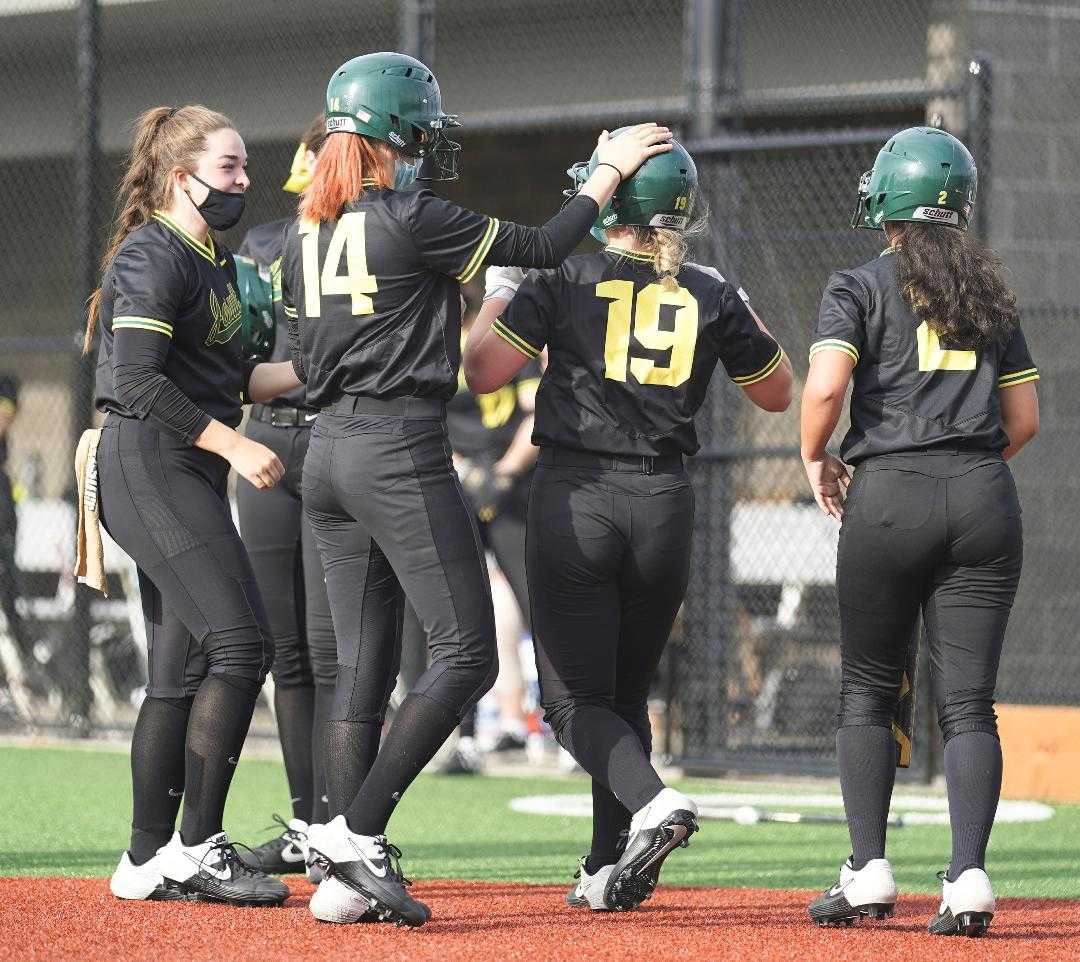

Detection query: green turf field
xmin=1 ymin=744 xmax=1076 ymax=899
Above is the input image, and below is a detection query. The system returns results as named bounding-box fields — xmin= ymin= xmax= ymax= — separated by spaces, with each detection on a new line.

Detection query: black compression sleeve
xmin=111 ymin=330 xmax=213 ymax=444
xmin=487 ymin=196 xmax=600 ymax=269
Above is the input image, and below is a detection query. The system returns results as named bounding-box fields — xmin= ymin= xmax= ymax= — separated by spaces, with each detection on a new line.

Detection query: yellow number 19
xmin=596 ymin=280 xmax=699 ymax=387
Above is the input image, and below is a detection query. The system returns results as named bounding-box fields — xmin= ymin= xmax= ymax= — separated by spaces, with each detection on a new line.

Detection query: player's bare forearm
xmin=800 ymin=353 xmax=852 ymax=460
xmin=1000 ymin=381 xmax=1039 ymax=461
xmin=464 ymin=296 xmax=530 ymax=393
xmin=247 ymin=361 xmax=303 ymax=404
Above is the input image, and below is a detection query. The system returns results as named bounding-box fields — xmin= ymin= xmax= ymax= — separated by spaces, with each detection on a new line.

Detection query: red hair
xmin=299 ymin=133 xmax=393 ymax=222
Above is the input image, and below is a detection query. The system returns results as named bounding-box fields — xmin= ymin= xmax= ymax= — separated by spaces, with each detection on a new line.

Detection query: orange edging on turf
xmin=4 ymin=877 xmax=1079 ymax=962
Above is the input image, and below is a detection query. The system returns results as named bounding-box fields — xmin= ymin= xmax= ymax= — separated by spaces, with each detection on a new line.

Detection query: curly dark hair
xmin=894 ymin=222 xmax=1018 ymax=351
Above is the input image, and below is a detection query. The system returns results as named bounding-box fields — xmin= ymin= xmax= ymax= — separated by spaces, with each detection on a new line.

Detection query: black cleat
xmin=307 ymin=816 xmax=430 ymax=927
xmin=156 ymin=832 xmax=289 ymax=907
xmin=239 ymin=815 xmax=310 ymax=875
xmin=808 ymin=858 xmax=897 ymax=926
xmin=604 ymin=789 xmax=699 ymax=911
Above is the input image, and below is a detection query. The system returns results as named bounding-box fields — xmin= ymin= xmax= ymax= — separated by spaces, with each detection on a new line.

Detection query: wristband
xmin=594 ymin=162 xmax=623 ymax=183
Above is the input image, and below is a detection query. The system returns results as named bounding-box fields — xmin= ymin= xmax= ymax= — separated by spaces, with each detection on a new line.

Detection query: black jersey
xmin=237 ymin=218 xmax=309 ymax=409
xmin=0 ymin=374 xmax=16 ymax=466
xmin=282 ymin=186 xmax=595 ymax=407
xmin=95 ymin=211 xmax=249 ymax=431
xmin=494 ymin=246 xmax=782 ymax=457
xmin=446 ymin=356 xmax=541 ymax=459
xmin=811 ymin=248 xmax=1039 ymax=464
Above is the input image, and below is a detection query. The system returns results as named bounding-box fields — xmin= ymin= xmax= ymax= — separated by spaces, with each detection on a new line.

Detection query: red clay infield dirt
xmin=6 ymin=877 xmax=1079 ymax=962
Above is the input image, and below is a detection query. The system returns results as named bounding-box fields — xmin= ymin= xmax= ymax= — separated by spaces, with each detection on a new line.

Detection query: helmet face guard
xmin=850 ymin=169 xmax=873 ymax=229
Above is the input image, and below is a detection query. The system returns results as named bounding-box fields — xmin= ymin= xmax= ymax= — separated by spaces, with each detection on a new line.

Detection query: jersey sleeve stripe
xmin=731 ymin=347 xmax=784 ymax=386
xmin=0 ymin=399 xmax=15 ymax=417
xmin=283 ymin=305 xmax=298 ymax=318
xmin=457 ymin=218 xmax=500 ymax=284
xmin=998 ymin=367 xmax=1039 ymax=387
xmin=491 ymin=319 xmax=541 ymax=359
xmin=112 ymin=317 xmax=174 ymax=338
xmin=808 ymin=338 xmax=860 ymax=364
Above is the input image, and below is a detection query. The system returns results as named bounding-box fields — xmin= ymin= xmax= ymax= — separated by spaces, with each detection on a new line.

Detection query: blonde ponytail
xmin=84 ymin=104 xmax=235 ymax=354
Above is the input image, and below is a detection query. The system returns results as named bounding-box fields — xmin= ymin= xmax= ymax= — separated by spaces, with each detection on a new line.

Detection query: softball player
xmin=285 ymin=52 xmax=672 ymax=927
xmin=801 ymin=128 xmax=1039 ymax=937
xmin=439 ymin=318 xmax=540 ymax=774
xmin=464 ymin=133 xmax=793 ymax=911
xmin=234 ymin=116 xmax=337 ymax=879
xmin=91 ymin=105 xmax=301 ymax=907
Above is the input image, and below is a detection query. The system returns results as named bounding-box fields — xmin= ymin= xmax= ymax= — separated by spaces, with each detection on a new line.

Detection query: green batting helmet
xmin=564 ymin=128 xmax=698 ymax=244
xmin=852 ymin=126 xmax=977 ymax=231
xmin=325 ymin=51 xmax=461 ymax=181
xmin=234 ymin=255 xmax=275 ymax=364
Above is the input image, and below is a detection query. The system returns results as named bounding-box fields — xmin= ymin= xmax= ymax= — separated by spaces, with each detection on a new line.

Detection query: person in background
xmin=439 ymin=280 xmax=538 ymax=775
xmin=234 ymin=115 xmax=337 ymax=883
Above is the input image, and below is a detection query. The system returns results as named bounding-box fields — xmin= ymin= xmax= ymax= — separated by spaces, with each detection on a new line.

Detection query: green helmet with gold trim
xmin=564 ymin=129 xmax=697 ymax=244
xmin=234 ymin=255 xmax=275 ymax=363
xmin=325 ymin=51 xmax=462 ymax=182
xmin=852 ymin=126 xmax=977 ymax=231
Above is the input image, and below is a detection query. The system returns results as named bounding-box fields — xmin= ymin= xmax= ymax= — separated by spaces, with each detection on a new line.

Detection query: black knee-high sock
xmin=559 ymin=706 xmax=664 ymax=813
xmin=586 ymin=779 xmax=631 ymax=874
xmin=129 ymin=695 xmax=192 ymax=864
xmin=837 ymin=726 xmax=897 ymax=869
xmin=345 ymin=693 xmax=457 ymax=836
xmin=459 ymin=705 xmax=477 ymax=739
xmin=273 ymin=684 xmax=316 ymax=822
xmin=324 ymin=719 xmax=381 ymax=819
xmin=944 ymin=731 xmax=1002 ymax=880
xmin=180 ymin=674 xmax=258 ymax=846
xmin=310 ymin=685 xmax=334 ymax=824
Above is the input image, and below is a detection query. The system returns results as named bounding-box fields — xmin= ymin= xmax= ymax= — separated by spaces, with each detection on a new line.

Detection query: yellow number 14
xmin=596 ymin=280 xmax=699 ymax=387
xmin=299 ymin=211 xmax=378 ymax=317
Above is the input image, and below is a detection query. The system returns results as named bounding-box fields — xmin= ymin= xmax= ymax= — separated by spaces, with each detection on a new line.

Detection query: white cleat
xmin=565 ymin=857 xmax=615 ymax=911
xmin=309 ymin=874 xmax=379 ymax=923
xmin=808 ymin=857 xmax=897 ymax=926
xmin=929 ymin=867 xmax=995 ymax=937
xmin=153 ymin=831 xmax=289 ymax=906
xmin=109 ymin=847 xmax=184 ymax=901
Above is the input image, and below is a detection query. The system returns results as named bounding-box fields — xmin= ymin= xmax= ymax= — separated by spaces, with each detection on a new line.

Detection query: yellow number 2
xmin=299 ymin=211 xmax=378 ymax=318
xmin=917 ymin=321 xmax=976 ymax=371
xmin=596 ymin=280 xmax=699 ymax=387
xmin=937 ymin=190 xmax=949 ymax=205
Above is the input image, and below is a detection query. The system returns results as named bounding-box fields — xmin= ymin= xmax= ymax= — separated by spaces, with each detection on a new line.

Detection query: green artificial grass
xmin=1 ymin=745 xmax=1076 ymax=899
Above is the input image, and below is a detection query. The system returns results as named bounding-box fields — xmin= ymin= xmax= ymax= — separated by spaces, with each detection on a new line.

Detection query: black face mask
xmin=186 ymin=174 xmax=246 ymax=230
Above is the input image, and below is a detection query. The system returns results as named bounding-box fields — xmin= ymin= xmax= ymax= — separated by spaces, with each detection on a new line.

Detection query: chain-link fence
xmin=1 ymin=2 xmax=1078 ymax=778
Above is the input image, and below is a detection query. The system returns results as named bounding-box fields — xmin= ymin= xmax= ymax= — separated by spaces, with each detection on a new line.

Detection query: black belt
xmin=327 ymin=395 xmax=446 ymax=418
xmin=538 ymin=446 xmax=683 ymax=475
xmin=250 ymin=404 xmax=318 ymax=427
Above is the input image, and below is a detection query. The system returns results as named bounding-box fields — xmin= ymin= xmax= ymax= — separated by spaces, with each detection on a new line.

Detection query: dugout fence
xmin=1 ymin=2 xmax=1077 ymax=784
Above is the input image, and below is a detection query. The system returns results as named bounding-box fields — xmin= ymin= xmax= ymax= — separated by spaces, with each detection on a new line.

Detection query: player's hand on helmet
xmin=229 ymin=437 xmax=286 ymax=490
xmin=802 ymin=452 xmax=851 ymax=522
xmin=594 ymin=123 xmax=674 ymax=181
xmin=484 ymin=266 xmax=528 ymax=302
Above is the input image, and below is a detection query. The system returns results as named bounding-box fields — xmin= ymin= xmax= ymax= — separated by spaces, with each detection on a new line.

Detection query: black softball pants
xmin=837 ymin=452 xmax=1023 ymax=741
xmin=528 ymin=452 xmax=693 ymax=829
xmin=302 ymin=397 xmax=497 ymax=832
xmin=98 ymin=416 xmax=274 ymax=696
xmin=237 ymin=417 xmax=336 ymax=690
xmin=238 ymin=414 xmax=337 ymax=823
xmin=835 ymin=451 xmax=1022 ymax=875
